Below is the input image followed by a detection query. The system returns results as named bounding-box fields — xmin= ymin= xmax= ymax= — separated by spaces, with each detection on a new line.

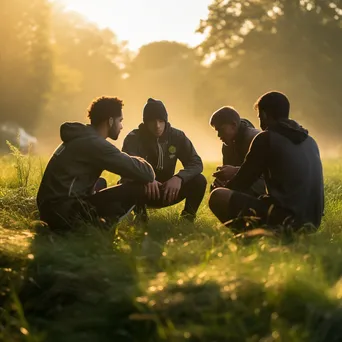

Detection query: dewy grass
xmin=0 ymin=156 xmax=342 ymax=341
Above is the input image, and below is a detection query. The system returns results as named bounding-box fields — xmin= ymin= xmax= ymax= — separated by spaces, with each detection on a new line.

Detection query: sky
xmin=61 ymin=0 xmax=211 ymax=51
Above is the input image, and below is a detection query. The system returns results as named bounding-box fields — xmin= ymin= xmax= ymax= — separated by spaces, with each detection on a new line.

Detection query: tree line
xmin=1 ymin=0 xmax=341 ymax=155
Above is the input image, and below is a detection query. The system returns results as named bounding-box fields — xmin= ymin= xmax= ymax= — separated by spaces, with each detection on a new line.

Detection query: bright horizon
xmin=61 ymin=0 xmax=211 ymax=51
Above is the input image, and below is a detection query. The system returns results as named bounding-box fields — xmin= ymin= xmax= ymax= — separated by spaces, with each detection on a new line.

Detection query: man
xmin=37 ymin=96 xmax=155 ymax=232
xmin=122 ymin=98 xmax=207 ymax=222
xmin=209 ymin=106 xmax=265 ymax=196
xmin=209 ymin=91 xmax=324 ymax=231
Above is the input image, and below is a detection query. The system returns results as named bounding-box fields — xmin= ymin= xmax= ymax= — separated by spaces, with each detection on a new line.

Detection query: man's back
xmin=227 ymin=119 xmax=324 ymax=228
xmin=37 ymin=122 xmax=154 ymax=209
xmin=267 ymin=129 xmax=324 ymax=227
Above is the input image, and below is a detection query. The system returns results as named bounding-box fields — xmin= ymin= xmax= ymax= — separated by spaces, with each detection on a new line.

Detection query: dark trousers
xmin=209 ymin=190 xmax=294 ymax=232
xmin=145 ymin=174 xmax=207 ymax=217
xmin=210 ymin=177 xmax=266 ymax=198
xmin=39 ymin=182 xmax=145 ymax=232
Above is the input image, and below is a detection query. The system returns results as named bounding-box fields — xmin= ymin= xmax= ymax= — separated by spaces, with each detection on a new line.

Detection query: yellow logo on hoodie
xmin=168 ymin=145 xmax=176 ymax=154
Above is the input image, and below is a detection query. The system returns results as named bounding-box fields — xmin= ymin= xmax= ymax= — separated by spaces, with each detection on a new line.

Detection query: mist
xmin=1 ymin=0 xmax=342 ymax=161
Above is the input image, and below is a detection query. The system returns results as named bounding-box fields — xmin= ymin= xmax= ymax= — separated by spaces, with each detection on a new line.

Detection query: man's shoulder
xmin=168 ymin=126 xmax=187 ymax=141
xmin=245 ymin=125 xmax=261 ymax=138
xmin=124 ymin=129 xmax=141 ymax=141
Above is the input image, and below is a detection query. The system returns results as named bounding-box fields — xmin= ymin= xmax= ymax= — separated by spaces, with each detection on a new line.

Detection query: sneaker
xmin=180 ymin=211 xmax=196 ymax=223
xmin=133 ymin=205 xmax=149 ymax=224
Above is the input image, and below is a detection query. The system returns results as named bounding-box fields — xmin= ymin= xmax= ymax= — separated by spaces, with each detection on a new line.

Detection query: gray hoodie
xmin=37 ymin=122 xmax=155 ymax=208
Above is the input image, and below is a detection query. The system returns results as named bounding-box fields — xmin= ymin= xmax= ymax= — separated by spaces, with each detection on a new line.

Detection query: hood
xmin=268 ymin=119 xmax=308 ymax=144
xmin=240 ymin=118 xmax=255 ymax=130
xmin=60 ymin=122 xmax=96 ymax=143
xmin=234 ymin=118 xmax=255 ymax=144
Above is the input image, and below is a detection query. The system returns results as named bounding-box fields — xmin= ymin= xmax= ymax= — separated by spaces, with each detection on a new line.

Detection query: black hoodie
xmin=122 ymin=123 xmax=203 ymax=183
xmin=227 ymin=119 xmax=324 ymax=228
xmin=222 ymin=118 xmax=261 ymax=166
xmin=37 ymin=122 xmax=155 ymax=209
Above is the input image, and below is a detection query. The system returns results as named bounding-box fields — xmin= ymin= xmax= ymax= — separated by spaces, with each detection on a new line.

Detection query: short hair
xmin=254 ymin=91 xmax=290 ymax=119
xmin=87 ymin=96 xmax=124 ymax=126
xmin=209 ymin=106 xmax=241 ymax=127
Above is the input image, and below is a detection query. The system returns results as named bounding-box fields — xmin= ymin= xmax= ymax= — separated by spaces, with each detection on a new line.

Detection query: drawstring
xmin=156 ymin=139 xmax=164 ymax=170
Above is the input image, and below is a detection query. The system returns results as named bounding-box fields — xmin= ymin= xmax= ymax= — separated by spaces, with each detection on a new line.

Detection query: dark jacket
xmin=37 ymin=122 xmax=155 ymax=209
xmin=222 ymin=119 xmax=260 ymax=166
xmin=222 ymin=118 xmax=264 ymax=196
xmin=122 ymin=123 xmax=203 ymax=183
xmin=227 ymin=119 xmax=324 ymax=228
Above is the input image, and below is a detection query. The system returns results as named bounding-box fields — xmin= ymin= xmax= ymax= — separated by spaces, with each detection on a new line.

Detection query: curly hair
xmin=87 ymin=96 xmax=124 ymax=126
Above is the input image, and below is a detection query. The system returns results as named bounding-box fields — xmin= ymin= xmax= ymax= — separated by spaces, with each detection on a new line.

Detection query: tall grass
xmin=1 ymin=151 xmax=342 ymax=341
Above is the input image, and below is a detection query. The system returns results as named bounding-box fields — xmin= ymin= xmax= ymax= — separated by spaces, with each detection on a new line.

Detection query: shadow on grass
xmin=147 ymin=277 xmax=342 ymax=342
xmin=16 ymin=225 xmax=156 ymax=342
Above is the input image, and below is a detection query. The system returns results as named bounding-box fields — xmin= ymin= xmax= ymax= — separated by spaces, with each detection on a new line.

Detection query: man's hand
xmin=145 ymin=180 xmax=162 ymax=200
xmin=213 ymin=178 xmax=227 ymax=188
xmin=162 ymin=176 xmax=182 ymax=204
xmin=213 ymin=165 xmax=240 ymax=181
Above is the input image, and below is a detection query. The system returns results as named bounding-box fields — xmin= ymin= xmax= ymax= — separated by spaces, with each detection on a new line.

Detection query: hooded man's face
xmin=108 ymin=114 xmax=123 ymax=140
xmin=146 ymin=119 xmax=166 ymax=138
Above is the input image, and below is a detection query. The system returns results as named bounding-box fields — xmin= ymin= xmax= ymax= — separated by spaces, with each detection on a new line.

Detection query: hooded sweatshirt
xmin=122 ymin=123 xmax=203 ymax=183
xmin=37 ymin=122 xmax=155 ymax=209
xmin=227 ymin=119 xmax=324 ymax=228
xmin=222 ymin=119 xmax=260 ymax=166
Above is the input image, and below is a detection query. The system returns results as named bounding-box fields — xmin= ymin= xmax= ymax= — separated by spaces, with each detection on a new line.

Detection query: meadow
xmin=1 ymin=148 xmax=342 ymax=342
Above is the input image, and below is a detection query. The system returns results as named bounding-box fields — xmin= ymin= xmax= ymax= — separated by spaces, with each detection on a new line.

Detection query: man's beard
xmin=108 ymin=126 xmax=119 ymax=140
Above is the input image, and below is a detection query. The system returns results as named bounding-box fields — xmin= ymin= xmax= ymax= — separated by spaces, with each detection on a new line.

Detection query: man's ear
xmin=109 ymin=117 xmax=114 ymax=128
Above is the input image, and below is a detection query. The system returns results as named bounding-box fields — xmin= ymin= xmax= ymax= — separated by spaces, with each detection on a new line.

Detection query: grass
xmin=1 ymin=149 xmax=342 ymax=341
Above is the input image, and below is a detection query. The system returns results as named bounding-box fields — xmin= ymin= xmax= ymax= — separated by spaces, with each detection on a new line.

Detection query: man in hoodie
xmin=37 ymin=96 xmax=155 ymax=232
xmin=209 ymin=91 xmax=324 ymax=231
xmin=209 ymin=106 xmax=265 ymax=196
xmin=122 ymin=98 xmax=207 ymax=222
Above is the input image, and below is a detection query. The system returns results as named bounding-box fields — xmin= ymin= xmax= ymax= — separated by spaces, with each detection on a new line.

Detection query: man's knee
xmin=209 ymin=188 xmax=233 ymax=216
xmin=189 ymin=173 xmax=207 ymax=190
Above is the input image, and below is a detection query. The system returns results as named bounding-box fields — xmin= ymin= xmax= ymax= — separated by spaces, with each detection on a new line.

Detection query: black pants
xmin=144 ymin=174 xmax=207 ymax=217
xmin=39 ymin=182 xmax=146 ymax=232
xmin=209 ymin=190 xmax=294 ymax=232
xmin=210 ymin=177 xmax=266 ymax=198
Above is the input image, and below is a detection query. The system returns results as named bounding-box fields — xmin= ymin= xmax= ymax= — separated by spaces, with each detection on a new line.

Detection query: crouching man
xmin=209 ymin=91 xmax=324 ymax=232
xmin=209 ymin=106 xmax=265 ymax=197
xmin=36 ymin=96 xmax=155 ymax=232
xmin=122 ymin=98 xmax=207 ymax=222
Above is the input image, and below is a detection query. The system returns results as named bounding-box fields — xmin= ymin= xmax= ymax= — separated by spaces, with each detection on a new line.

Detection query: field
xmin=1 ymin=149 xmax=342 ymax=342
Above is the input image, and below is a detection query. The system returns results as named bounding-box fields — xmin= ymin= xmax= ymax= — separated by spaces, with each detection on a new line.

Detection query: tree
xmin=36 ymin=4 xmax=127 ymax=148
xmin=123 ymin=41 xmax=202 ymax=129
xmin=0 ymin=0 xmax=52 ymax=131
xmin=197 ymin=0 xmax=342 ymax=144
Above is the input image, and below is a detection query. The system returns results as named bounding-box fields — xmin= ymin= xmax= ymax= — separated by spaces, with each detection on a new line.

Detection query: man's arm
xmin=175 ymin=132 xmax=203 ymax=184
xmin=226 ymin=132 xmax=270 ymax=191
xmin=222 ymin=144 xmax=232 ymax=166
xmin=93 ymin=139 xmax=155 ymax=183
